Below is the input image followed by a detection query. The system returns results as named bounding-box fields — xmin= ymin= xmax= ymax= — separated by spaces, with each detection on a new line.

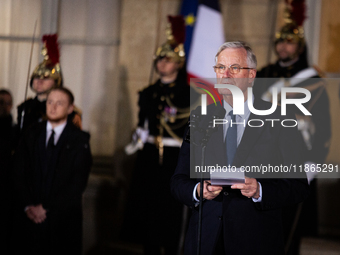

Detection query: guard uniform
xmin=253 ymin=3 xmax=331 ymax=254
xmin=122 ymin=16 xmax=199 ymax=255
xmin=256 ymin=55 xmax=331 ymax=165
xmin=132 ymin=75 xmax=194 ymax=254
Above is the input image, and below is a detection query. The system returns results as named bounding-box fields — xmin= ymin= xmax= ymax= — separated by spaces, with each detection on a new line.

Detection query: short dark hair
xmin=48 ymin=87 xmax=74 ymax=105
xmin=0 ymin=89 xmax=12 ymax=97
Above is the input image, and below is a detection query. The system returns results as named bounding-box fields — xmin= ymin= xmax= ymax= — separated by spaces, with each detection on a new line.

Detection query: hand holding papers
xmin=210 ymin=167 xmax=245 ymax=186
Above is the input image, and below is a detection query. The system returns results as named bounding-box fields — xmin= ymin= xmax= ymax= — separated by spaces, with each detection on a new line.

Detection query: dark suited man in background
xmin=171 ymin=41 xmax=309 ymax=255
xmin=0 ymin=89 xmax=15 ymax=255
xmin=12 ymin=87 xmax=92 ymax=255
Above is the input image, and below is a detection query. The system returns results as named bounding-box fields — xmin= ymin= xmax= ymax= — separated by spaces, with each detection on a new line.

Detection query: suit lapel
xmin=210 ymin=124 xmax=227 ymax=166
xmin=203 ymin=103 xmax=228 ymax=166
xmin=233 ymin=99 xmax=269 ymax=166
xmin=55 ymin=122 xmax=71 ymax=149
xmin=38 ymin=124 xmax=47 ymax=166
xmin=37 ymin=123 xmax=47 ymax=178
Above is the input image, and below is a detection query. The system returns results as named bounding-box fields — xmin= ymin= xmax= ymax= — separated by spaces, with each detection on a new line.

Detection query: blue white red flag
xmin=181 ymin=0 xmax=225 ymax=81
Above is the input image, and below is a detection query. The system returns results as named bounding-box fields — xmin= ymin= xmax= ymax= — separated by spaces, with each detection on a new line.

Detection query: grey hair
xmin=215 ymin=41 xmax=257 ymax=68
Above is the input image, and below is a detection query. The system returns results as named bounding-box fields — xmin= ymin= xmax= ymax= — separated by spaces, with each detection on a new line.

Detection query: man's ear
xmin=248 ymin=69 xmax=257 ymax=84
xmin=68 ymin=104 xmax=74 ymax=115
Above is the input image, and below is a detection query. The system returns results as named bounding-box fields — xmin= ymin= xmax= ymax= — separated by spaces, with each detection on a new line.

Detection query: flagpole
xmin=265 ymin=0 xmax=279 ymax=74
xmin=20 ymin=20 xmax=38 ymax=130
xmin=149 ymin=0 xmax=164 ymax=85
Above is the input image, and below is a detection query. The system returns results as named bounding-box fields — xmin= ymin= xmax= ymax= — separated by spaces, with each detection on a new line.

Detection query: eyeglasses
xmin=213 ymin=64 xmax=254 ymax=74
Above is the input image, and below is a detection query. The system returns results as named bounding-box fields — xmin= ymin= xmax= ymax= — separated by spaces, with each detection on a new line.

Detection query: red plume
xmin=42 ymin=34 xmax=60 ymax=65
xmin=285 ymin=0 xmax=306 ymax=27
xmin=168 ymin=15 xmax=185 ymax=45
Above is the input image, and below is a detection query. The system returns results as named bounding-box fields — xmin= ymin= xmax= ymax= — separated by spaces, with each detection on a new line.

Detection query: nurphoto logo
xmin=201 ymin=85 xmax=311 ymax=116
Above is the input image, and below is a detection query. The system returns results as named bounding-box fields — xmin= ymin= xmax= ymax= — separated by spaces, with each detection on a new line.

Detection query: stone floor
xmin=83 ymin=238 xmax=340 ymax=255
xmin=300 ymin=238 xmax=340 ymax=255
xmin=84 ymin=237 xmax=340 ymax=255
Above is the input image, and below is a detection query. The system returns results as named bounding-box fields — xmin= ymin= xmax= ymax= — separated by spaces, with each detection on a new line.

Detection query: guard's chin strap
xmin=278 ymin=57 xmax=299 ymax=67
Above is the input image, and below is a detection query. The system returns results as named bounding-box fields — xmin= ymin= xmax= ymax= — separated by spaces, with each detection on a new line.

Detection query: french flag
xmin=181 ymin=0 xmax=225 ymax=82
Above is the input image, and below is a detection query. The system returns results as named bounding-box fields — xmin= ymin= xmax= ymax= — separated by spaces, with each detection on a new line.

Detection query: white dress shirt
xmin=46 ymin=121 xmax=67 ymax=147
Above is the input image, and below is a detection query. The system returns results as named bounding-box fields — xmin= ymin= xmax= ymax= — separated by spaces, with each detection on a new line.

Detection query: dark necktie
xmin=43 ymin=130 xmax=55 ymax=202
xmin=47 ymin=130 xmax=55 ymax=149
xmin=226 ymin=111 xmax=237 ymax=165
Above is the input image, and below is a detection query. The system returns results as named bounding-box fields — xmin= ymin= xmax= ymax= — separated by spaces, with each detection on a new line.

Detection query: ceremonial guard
xmin=17 ymin=34 xmax=82 ymax=134
xmin=253 ymin=1 xmax=331 ymax=254
xmin=123 ymin=16 xmax=198 ymax=255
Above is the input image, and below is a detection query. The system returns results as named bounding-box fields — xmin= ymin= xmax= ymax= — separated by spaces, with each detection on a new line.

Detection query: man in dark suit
xmin=171 ymin=41 xmax=310 ymax=255
xmin=0 ymin=89 xmax=15 ymax=255
xmin=13 ymin=87 xmax=92 ymax=255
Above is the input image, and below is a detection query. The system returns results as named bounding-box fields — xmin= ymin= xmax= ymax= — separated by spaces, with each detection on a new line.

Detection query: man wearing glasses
xmin=171 ymin=41 xmax=309 ymax=255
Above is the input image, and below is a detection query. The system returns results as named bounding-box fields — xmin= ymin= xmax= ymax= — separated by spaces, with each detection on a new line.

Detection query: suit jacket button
xmin=223 ymin=191 xmax=229 ymax=196
xmin=218 ymin=216 xmax=222 ymax=220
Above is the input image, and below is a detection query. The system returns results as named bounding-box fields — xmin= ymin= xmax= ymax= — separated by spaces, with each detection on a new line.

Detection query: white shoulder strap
xmin=261 ymin=67 xmax=318 ymax=101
